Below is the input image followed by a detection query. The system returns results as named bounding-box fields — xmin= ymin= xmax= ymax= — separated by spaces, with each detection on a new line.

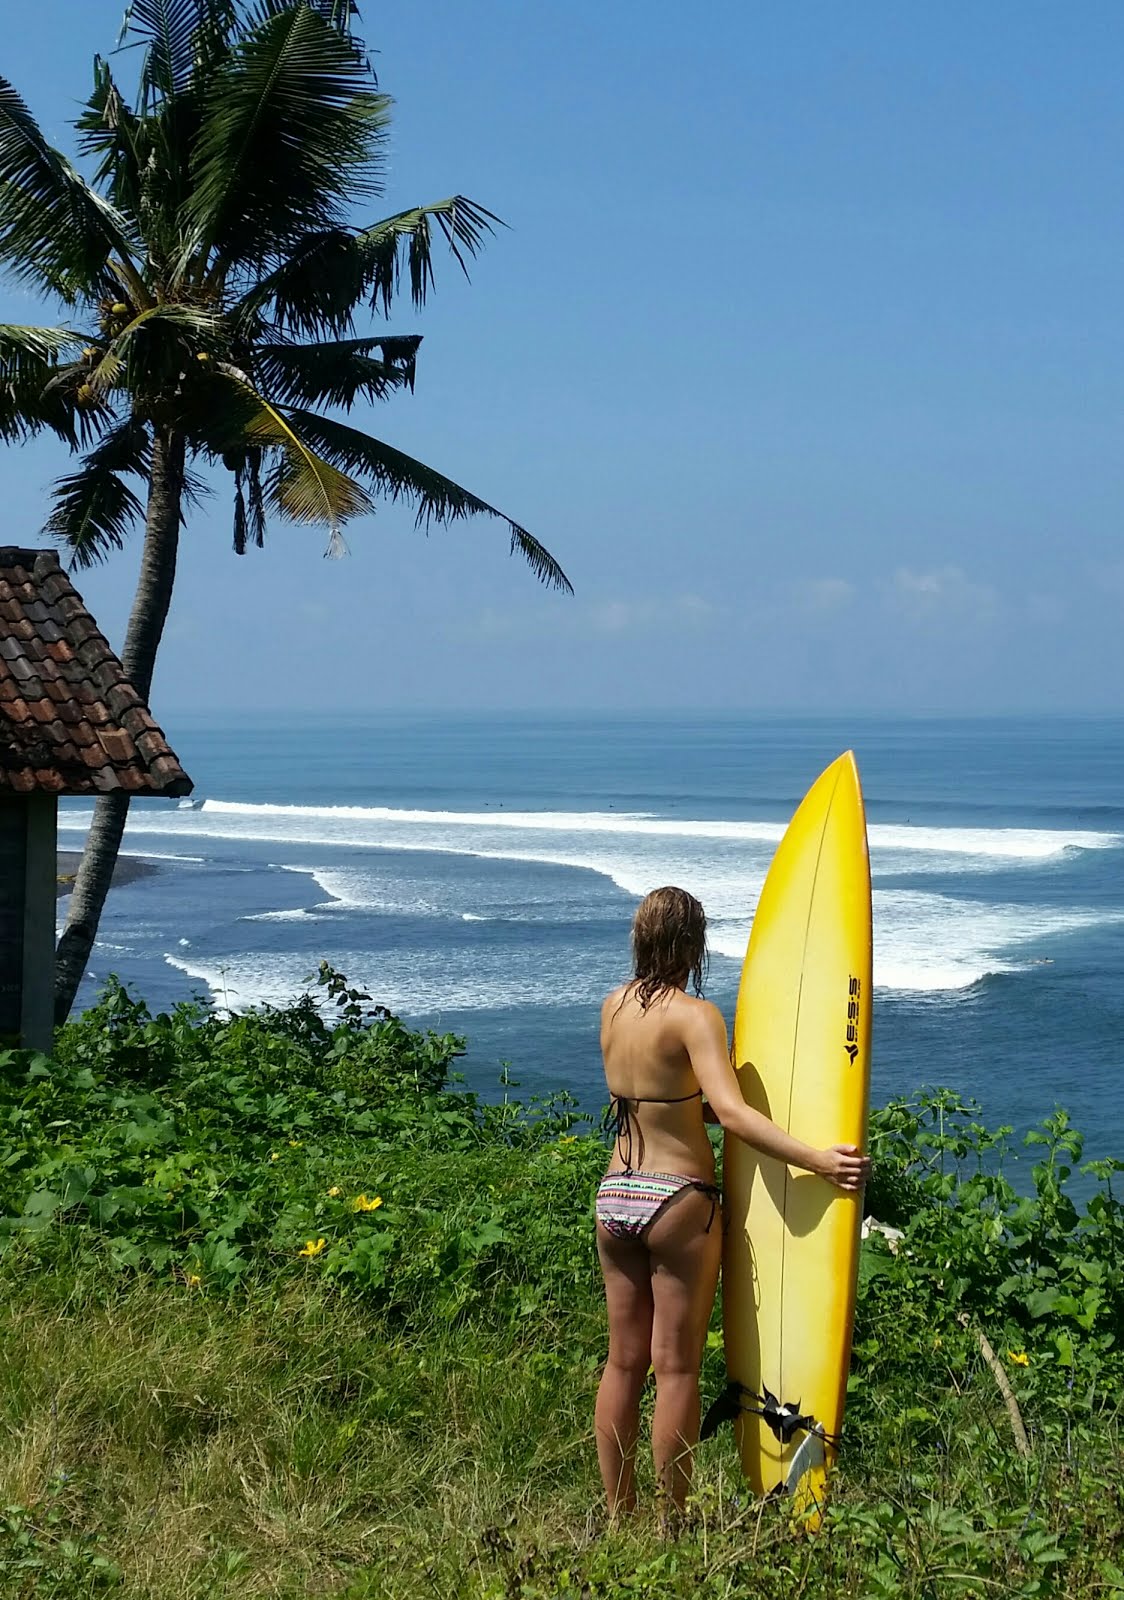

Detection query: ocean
xmin=58 ymin=713 xmax=1124 ymax=1171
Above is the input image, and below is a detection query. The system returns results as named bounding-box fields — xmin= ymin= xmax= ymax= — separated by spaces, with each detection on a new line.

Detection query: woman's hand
xmin=816 ymin=1144 xmax=870 ymax=1192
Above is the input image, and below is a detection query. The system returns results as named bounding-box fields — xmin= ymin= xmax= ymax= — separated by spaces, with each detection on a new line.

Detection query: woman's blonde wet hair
xmin=628 ymin=886 xmax=708 ymax=1010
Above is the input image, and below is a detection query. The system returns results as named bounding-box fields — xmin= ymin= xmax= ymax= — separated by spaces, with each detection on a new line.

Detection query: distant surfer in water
xmin=595 ymin=886 xmax=869 ymax=1525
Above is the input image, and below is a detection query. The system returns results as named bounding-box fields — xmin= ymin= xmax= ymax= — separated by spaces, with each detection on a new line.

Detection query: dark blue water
xmin=59 ymin=714 xmax=1124 ymax=1173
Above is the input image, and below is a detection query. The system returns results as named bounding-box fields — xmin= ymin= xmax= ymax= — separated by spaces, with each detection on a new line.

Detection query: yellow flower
xmin=327 ymin=1186 xmax=342 ymax=1198
xmin=1006 ymin=1349 xmax=1030 ymax=1368
xmin=288 ymin=1140 xmax=303 ymax=1148
xmin=558 ymin=1135 xmax=578 ymax=1145
xmin=186 ymin=1272 xmax=202 ymax=1288
xmin=352 ymin=1194 xmax=383 ymax=1213
xmin=299 ymin=1238 xmax=327 ymax=1258
xmin=269 ymin=1152 xmax=280 ymax=1162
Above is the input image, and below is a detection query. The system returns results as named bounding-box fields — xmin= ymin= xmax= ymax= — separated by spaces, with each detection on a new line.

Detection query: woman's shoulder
xmin=601 ymin=983 xmax=631 ymax=1018
xmin=600 ymin=984 xmax=726 ymax=1032
xmin=669 ymin=990 xmax=727 ymax=1032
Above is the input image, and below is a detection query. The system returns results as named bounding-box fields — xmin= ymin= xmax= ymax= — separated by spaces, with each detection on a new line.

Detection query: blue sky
xmin=3 ymin=1 xmax=1124 ymax=714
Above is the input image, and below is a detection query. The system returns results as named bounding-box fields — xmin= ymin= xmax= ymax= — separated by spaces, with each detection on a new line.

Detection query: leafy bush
xmin=860 ymin=1091 xmax=1124 ymax=1398
xmin=0 ymin=970 xmax=597 ymax=1319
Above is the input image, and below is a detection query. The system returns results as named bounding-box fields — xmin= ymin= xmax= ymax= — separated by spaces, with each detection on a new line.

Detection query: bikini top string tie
xmin=601 ymin=1089 xmax=703 ymax=1174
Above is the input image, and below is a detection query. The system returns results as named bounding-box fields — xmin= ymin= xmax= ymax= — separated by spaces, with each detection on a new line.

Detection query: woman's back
xmin=600 ymin=983 xmax=719 ymax=1180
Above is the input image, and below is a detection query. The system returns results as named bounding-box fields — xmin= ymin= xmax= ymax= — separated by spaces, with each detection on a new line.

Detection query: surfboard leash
xmin=700 ymin=1381 xmax=842 ymax=1449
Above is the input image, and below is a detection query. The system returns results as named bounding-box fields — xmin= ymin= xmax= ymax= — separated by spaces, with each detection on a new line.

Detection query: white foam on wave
xmin=164 ymin=942 xmax=602 ymax=1015
xmin=183 ymin=800 xmax=1121 ymax=863
xmin=708 ymin=889 xmax=1115 ymax=992
xmin=63 ymin=797 xmax=1122 ymax=1004
xmin=243 ymin=908 xmax=324 ymax=924
xmin=125 ymin=850 xmax=205 ymax=865
xmin=276 ymin=862 xmax=344 ymax=903
xmin=252 ymin=862 xmax=458 ymax=924
xmin=311 ymin=866 xmax=447 ymax=918
xmin=59 ymin=800 xmax=1118 ymax=868
xmin=275 ymin=861 xmax=417 ymax=915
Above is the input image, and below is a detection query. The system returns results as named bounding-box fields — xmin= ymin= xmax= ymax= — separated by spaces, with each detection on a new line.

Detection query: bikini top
xmin=603 ymin=1089 xmax=703 ymax=1173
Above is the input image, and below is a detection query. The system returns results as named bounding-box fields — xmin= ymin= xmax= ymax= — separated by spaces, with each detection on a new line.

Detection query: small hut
xmin=0 ymin=548 xmax=192 ymax=1050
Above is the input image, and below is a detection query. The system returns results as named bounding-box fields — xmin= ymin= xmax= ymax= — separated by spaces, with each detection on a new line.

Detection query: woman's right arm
xmin=682 ymin=1000 xmax=869 ymax=1193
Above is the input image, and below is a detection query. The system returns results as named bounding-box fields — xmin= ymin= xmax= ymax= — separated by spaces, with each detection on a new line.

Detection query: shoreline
xmin=56 ymin=851 xmax=160 ymax=898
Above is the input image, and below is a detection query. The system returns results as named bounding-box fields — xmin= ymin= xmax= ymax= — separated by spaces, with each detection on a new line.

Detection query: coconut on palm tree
xmin=0 ymin=0 xmax=569 ymax=1020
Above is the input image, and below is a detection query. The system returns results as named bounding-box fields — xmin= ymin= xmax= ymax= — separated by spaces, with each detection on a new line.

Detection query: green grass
xmin=2 ymin=1275 xmax=1121 ymax=1598
xmin=0 ymin=971 xmax=1122 ymax=1597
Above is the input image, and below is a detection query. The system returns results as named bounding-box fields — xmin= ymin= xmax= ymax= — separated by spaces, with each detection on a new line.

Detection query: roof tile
xmin=0 ymin=548 xmax=192 ymax=797
xmin=97 ymin=727 xmax=136 ymax=764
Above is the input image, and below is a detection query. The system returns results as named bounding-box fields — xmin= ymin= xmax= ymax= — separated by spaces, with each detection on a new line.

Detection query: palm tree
xmin=0 ymin=0 xmax=570 ymax=1022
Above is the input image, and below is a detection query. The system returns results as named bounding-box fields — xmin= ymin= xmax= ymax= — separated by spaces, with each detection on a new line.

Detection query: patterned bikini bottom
xmin=595 ymin=1169 xmax=722 ymax=1242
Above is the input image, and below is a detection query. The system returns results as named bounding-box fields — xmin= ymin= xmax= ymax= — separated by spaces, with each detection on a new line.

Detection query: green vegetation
xmin=1 ymin=970 xmax=1121 ymax=1597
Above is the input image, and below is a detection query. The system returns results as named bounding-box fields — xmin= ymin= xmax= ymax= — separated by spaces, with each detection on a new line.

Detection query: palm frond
xmin=231 ymin=455 xmax=248 ymax=552
xmin=231 ymin=227 xmax=361 ymax=336
xmin=181 ymin=462 xmax=211 ymax=513
xmin=204 ymin=365 xmax=372 ymax=536
xmin=0 ymin=323 xmax=91 ymax=445
xmin=357 ymin=197 xmax=500 ymax=315
xmin=119 ymin=0 xmax=239 ymax=108
xmin=285 ymin=409 xmax=572 ymax=590
xmin=112 ymin=5 xmax=240 ymax=275
xmin=257 ymin=403 xmax=371 ymax=529
xmin=44 ymin=415 xmax=150 ymax=566
xmin=248 ymin=0 xmax=362 ymax=32
xmin=235 ymin=198 xmax=499 ymax=338
xmin=247 ymin=0 xmax=366 ymax=61
xmin=245 ymin=447 xmax=267 ymax=546
xmin=181 ymin=4 xmax=389 ymax=277
xmin=225 ymin=443 xmax=267 ymax=552
xmin=254 ymin=333 xmax=420 ymax=408
xmin=75 ymin=57 xmax=146 ymax=231
xmin=0 ymin=77 xmax=135 ymax=302
xmin=78 ymin=60 xmax=187 ymax=290
xmin=0 ymin=324 xmax=87 ymax=365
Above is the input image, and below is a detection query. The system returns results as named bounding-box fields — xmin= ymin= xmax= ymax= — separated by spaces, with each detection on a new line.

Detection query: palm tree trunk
xmin=54 ymin=425 xmax=186 ymax=1023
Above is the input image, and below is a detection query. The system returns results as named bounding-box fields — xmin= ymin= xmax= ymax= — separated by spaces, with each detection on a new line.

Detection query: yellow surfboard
xmin=721 ymin=751 xmax=872 ymax=1523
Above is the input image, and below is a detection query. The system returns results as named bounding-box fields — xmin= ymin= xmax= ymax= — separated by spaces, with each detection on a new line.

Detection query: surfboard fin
xmin=784 ymin=1426 xmax=827 ymax=1493
xmin=787 ymin=1431 xmax=829 ymax=1533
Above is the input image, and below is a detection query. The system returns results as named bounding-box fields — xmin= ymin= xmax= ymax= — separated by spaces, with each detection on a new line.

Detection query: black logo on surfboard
xmin=845 ymin=976 xmax=861 ymax=1063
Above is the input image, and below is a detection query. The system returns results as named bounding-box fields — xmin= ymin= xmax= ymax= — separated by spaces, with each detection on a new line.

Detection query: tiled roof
xmin=0 ymin=548 xmax=192 ymax=797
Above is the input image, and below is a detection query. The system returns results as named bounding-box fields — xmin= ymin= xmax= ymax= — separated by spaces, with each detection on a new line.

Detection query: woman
xmin=595 ymin=886 xmax=869 ymax=1521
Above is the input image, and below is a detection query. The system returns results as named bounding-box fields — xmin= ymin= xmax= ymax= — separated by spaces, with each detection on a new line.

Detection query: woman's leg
xmin=595 ymin=1221 xmax=653 ymax=1517
xmin=646 ymin=1188 xmax=722 ymax=1517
